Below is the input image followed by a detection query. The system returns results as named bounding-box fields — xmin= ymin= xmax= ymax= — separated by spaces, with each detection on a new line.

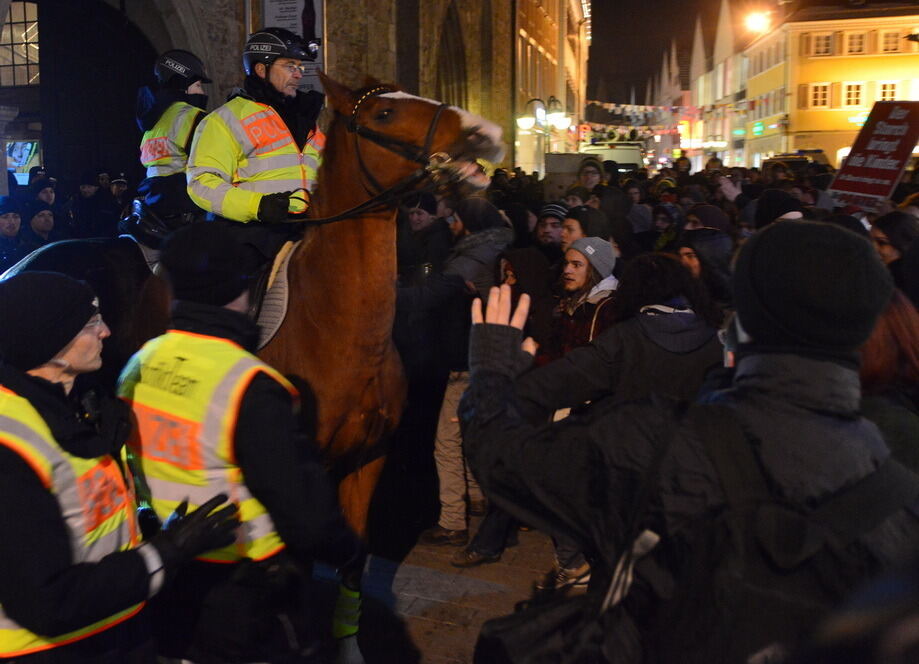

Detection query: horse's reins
xmin=287 ymin=86 xmax=453 ymax=227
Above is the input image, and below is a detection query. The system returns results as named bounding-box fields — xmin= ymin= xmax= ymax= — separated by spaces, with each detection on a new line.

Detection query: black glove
xmin=150 ymin=493 xmax=240 ymax=570
xmin=257 ymin=191 xmax=293 ymax=223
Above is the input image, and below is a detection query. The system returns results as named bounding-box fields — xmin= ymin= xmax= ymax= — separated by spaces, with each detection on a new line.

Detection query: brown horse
xmin=6 ymin=72 xmax=503 ymax=538
xmin=260 ymin=72 xmax=503 ymax=534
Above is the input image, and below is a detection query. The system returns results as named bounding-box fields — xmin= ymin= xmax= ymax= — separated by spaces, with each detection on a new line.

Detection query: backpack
xmin=649 ymin=405 xmax=919 ymax=664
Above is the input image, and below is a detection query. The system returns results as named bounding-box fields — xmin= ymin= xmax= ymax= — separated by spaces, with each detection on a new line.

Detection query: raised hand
xmin=472 ymin=285 xmax=538 ymax=356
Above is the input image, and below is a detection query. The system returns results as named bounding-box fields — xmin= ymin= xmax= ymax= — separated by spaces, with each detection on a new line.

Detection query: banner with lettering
xmin=828 ymin=101 xmax=919 ymax=211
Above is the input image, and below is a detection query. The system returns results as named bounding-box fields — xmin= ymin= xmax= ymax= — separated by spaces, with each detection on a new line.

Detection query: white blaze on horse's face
xmin=378 ymin=91 xmax=506 ymax=165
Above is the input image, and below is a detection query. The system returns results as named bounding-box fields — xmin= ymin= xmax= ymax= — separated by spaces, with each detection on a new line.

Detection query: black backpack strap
xmin=809 ymin=457 xmax=919 ymax=544
xmin=688 ymin=403 xmax=770 ymax=508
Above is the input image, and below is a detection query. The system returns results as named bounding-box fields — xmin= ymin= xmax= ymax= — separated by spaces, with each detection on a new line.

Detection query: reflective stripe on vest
xmin=117 ymin=331 xmax=298 ymax=562
xmin=0 ymin=387 xmax=143 ymax=658
xmin=139 ymin=101 xmax=203 ymax=178
xmin=186 ymin=95 xmax=323 ymax=221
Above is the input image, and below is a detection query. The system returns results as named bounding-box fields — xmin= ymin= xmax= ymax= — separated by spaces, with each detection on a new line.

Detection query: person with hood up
xmin=136 ymin=50 xmax=211 ymax=224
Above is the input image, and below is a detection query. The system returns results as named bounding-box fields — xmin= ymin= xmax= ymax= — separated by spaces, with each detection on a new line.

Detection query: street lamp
xmin=516 ymin=98 xmax=547 ymax=131
xmin=745 ymin=11 xmax=771 ymax=34
xmin=547 ymin=96 xmax=572 ymax=131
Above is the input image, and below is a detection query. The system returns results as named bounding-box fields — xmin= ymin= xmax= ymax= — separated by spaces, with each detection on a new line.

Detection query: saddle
xmin=252 ymin=240 xmax=299 ymax=349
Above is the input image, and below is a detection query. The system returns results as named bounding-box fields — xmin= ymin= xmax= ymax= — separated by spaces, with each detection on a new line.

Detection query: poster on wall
xmin=262 ymin=0 xmax=325 ymax=93
xmin=828 ymin=101 xmax=919 ymax=212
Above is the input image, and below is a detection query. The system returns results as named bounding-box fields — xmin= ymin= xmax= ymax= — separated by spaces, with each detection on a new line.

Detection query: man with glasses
xmin=187 ymin=27 xmax=324 ymax=278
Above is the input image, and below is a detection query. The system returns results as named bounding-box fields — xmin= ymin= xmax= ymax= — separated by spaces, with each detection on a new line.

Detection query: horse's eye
xmin=375 ymin=108 xmax=393 ymax=122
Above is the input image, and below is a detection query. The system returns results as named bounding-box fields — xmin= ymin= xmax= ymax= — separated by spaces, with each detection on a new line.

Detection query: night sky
xmin=588 ymin=0 xmax=707 ymax=103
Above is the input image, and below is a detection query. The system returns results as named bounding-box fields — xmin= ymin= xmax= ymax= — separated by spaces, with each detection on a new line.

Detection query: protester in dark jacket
xmin=516 ymin=252 xmax=723 ymax=422
xmin=461 ymin=221 xmax=916 ymax=662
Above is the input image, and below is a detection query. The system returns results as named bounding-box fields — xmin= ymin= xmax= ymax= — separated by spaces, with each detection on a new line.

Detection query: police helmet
xmin=154 ymin=50 xmax=212 ymax=88
xmin=242 ymin=27 xmax=319 ymax=75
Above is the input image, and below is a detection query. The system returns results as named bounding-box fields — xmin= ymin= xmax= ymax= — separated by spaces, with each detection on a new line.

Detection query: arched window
xmin=0 ymin=1 xmax=39 ymax=87
xmin=435 ymin=0 xmax=467 ymax=109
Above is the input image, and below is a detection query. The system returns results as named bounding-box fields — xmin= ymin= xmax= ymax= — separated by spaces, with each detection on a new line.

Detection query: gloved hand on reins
xmin=257 ymin=191 xmax=293 ymax=223
xmin=150 ymin=493 xmax=240 ymax=570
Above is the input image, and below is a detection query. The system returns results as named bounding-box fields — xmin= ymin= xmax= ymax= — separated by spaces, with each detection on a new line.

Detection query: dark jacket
xmin=517 ymin=307 xmax=723 ymax=422
xmin=0 ymin=365 xmax=152 ymax=663
xmin=534 ymin=282 xmax=617 ymax=367
xmin=397 ymin=218 xmax=453 ymax=284
xmin=431 ymin=225 xmax=514 ymax=371
xmin=862 ymin=388 xmax=919 ymax=475
xmin=460 ymin=338 xmax=919 ymax=661
xmin=151 ymin=301 xmax=360 ymax=659
xmin=0 ymin=234 xmax=28 ymax=272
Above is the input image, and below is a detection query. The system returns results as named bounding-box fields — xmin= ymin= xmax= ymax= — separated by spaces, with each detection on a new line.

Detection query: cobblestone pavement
xmin=325 ymin=516 xmax=555 ymax=663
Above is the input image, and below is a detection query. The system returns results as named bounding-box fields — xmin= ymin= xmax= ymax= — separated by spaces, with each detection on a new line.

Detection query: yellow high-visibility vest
xmin=139 ymin=100 xmax=205 ymax=178
xmin=186 ymin=95 xmax=324 ymax=222
xmin=0 ymin=387 xmax=143 ymax=658
xmin=117 ymin=330 xmax=296 ymax=563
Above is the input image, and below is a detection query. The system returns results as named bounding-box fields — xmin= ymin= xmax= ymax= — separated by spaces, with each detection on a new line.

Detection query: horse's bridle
xmin=292 ymin=85 xmax=456 ymax=226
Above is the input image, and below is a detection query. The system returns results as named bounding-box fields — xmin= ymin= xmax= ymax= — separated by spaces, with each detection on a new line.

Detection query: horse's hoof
xmin=336 ymin=634 xmax=366 ymax=664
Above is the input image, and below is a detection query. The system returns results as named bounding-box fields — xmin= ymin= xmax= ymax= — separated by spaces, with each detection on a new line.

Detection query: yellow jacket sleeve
xmin=186 ymin=112 xmax=262 ymax=223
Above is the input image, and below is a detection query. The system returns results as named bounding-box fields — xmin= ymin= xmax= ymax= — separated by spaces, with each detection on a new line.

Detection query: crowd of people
xmin=2 ymin=18 xmax=919 ymax=661
xmin=0 ymin=165 xmax=135 ymax=272
xmin=394 ymin=150 xmax=919 ymax=659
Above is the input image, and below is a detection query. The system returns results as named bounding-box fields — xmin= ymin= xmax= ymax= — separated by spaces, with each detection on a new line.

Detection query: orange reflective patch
xmin=76 ymin=459 xmax=130 ymax=534
xmin=131 ymin=403 xmax=203 ymax=471
xmin=309 ymin=129 xmax=326 ymax=150
xmin=242 ymin=111 xmax=293 ymax=154
xmin=140 ymin=136 xmax=170 ymax=163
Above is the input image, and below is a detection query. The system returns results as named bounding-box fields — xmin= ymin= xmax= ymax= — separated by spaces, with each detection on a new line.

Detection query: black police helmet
xmin=242 ymin=27 xmax=319 ymax=75
xmin=154 ymin=49 xmax=212 ymax=88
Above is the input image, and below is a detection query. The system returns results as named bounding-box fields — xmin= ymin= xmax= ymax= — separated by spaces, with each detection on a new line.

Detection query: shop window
xmin=0 ymin=2 xmax=39 ymax=87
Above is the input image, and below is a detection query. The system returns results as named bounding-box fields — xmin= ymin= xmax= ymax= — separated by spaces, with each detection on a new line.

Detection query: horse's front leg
xmin=334 ymin=455 xmax=386 ymax=664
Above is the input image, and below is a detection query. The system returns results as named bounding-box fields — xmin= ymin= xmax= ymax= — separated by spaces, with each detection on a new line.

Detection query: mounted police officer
xmin=0 ymin=271 xmax=238 ymax=663
xmin=186 ymin=28 xmax=323 ymax=279
xmin=130 ymin=50 xmax=212 ymax=245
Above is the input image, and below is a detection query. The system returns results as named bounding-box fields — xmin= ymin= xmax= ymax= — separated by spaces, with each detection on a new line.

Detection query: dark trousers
xmin=469 ymin=504 xmax=518 ymax=557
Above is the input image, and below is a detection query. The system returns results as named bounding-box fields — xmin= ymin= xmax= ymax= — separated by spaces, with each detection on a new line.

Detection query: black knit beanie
xmin=0 ymin=272 xmax=98 ymax=371
xmin=733 ymin=221 xmax=893 ymax=353
xmin=754 ymin=189 xmax=805 ymax=229
xmin=456 ymin=197 xmax=503 ymax=233
xmin=159 ymin=223 xmax=249 ymax=306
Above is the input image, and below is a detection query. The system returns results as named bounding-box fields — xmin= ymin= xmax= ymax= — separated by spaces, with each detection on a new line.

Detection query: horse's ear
xmin=318 ymin=70 xmax=354 ymax=115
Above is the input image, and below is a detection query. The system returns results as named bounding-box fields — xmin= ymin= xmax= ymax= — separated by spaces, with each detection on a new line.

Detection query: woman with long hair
xmin=860 ymin=289 xmax=919 ymax=471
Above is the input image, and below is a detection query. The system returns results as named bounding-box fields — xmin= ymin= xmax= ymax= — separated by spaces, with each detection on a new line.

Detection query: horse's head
xmin=319 ymin=72 xmax=505 ymax=195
